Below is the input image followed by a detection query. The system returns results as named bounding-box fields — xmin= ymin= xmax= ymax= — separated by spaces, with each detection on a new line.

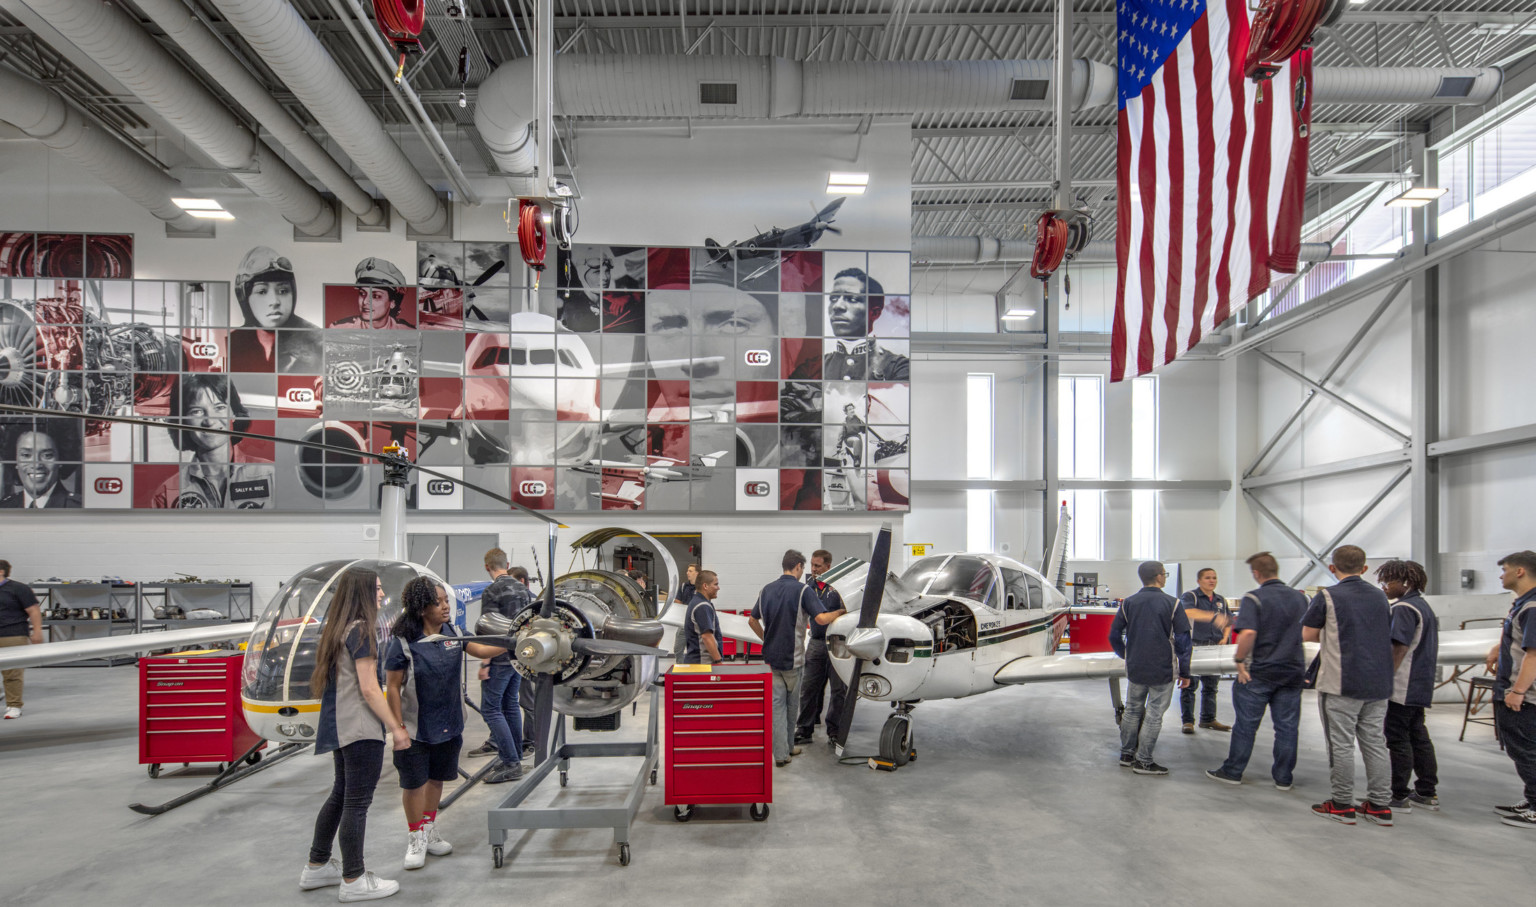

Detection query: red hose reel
xmin=517 ymin=199 xmax=548 ymax=280
xmin=1244 ymin=0 xmax=1344 ymax=82
xmin=1030 ymin=211 xmax=1091 ymax=282
xmin=371 ymin=0 xmax=427 ymax=83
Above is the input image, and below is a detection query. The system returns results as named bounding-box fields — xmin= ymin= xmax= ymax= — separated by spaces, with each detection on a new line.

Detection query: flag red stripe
xmin=1269 ymin=49 xmax=1313 ymax=273
xmin=1246 ymin=72 xmax=1275 ymax=303
xmin=1213 ymin=0 xmax=1251 ymax=326
xmin=1137 ymin=78 xmax=1161 ymax=378
xmin=1161 ymin=47 xmax=1186 ymax=366
xmin=1188 ymin=15 xmax=1217 ymax=350
xmin=1113 ymin=109 xmax=1133 ymax=383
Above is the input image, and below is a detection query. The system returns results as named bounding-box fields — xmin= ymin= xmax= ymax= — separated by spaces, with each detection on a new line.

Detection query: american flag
xmin=1112 ymin=0 xmax=1313 ymax=381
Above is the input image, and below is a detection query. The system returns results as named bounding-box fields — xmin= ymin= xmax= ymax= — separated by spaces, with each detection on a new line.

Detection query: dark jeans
xmin=1217 ymin=677 xmax=1301 ymax=786
xmin=483 ymin=662 xmax=523 ymax=764
xmin=1181 ymin=643 xmax=1220 ymax=723
xmin=308 ymin=739 xmax=384 ymax=880
xmin=1384 ymin=701 xmax=1438 ymax=799
xmin=797 ymin=638 xmax=848 ymax=740
xmin=1494 ymin=701 xmax=1536 ymax=804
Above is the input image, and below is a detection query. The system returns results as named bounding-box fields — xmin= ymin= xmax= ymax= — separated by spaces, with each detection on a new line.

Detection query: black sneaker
xmin=1407 ymin=793 xmax=1439 ymax=811
xmin=1205 ymin=768 xmax=1242 ymax=786
xmin=1118 ymin=753 xmax=1135 ymax=769
xmin=1500 ymin=806 xmax=1536 ymax=829
xmin=794 ymin=734 xmax=814 ymax=746
xmin=522 ymin=743 xmax=536 ymax=761
xmin=1132 ymin=761 xmax=1169 ymax=776
xmin=1357 ymin=801 xmax=1393 ymax=826
xmin=466 ymin=739 xmax=496 ymax=758
xmin=1493 ymin=800 xmax=1529 ymax=818
xmin=484 ymin=762 xmax=524 ymax=784
xmin=1312 ymin=800 xmax=1356 ymax=824
xmin=1388 ymin=797 xmax=1413 ymax=812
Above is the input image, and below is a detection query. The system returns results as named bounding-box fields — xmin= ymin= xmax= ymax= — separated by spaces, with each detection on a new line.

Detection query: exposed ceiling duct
xmin=205 ymin=0 xmax=450 ymax=235
xmin=475 ymin=54 xmax=1118 ymax=175
xmin=20 ymin=0 xmax=336 ymax=236
xmin=1311 ymin=66 xmax=1503 ymax=106
xmin=132 ymin=0 xmax=385 ymax=227
xmin=0 ymin=66 xmax=200 ymax=233
xmin=913 ymin=237 xmax=1340 ymax=265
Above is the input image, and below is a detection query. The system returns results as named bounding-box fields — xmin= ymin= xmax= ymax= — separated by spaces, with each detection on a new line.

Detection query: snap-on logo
xmin=681 ymin=703 xmax=713 ymax=710
xmin=426 ymin=480 xmax=455 ymax=495
xmin=190 ymin=342 xmax=220 ymax=360
xmin=743 ymin=481 xmax=771 ymax=497
xmin=518 ymin=480 xmax=548 ymax=496
xmin=284 ymin=388 xmax=315 ymax=404
xmin=744 ymin=349 xmax=771 ymax=366
xmin=93 ymin=477 xmax=123 ymax=494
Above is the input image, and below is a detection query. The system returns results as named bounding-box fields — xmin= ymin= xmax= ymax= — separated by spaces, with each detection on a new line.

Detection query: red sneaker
xmin=1311 ymin=800 xmax=1357 ymax=824
xmin=1357 ymin=801 xmax=1394 ymax=826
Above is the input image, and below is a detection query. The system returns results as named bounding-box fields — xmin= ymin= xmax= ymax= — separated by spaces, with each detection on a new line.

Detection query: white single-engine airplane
xmin=663 ymin=512 xmax=1505 ymax=769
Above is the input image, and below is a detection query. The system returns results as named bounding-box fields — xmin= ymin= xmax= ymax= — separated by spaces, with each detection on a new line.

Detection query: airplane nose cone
xmin=845 ymin=626 xmax=886 ymax=661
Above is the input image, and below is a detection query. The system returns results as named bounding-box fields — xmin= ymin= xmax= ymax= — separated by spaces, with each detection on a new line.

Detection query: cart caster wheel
xmin=559 ymin=771 xmax=568 ymax=788
xmin=750 ymin=803 xmax=770 ymax=821
xmin=245 ymin=751 xmax=261 ymax=766
xmin=492 ymin=845 xmax=503 ymax=869
xmin=148 ymin=764 xmax=160 ymax=779
xmin=219 ymin=764 xmax=228 ymax=773
xmin=673 ymin=805 xmax=692 ymax=822
xmin=649 ymin=769 xmax=657 ymax=785
xmin=618 ymin=844 xmax=631 ymax=867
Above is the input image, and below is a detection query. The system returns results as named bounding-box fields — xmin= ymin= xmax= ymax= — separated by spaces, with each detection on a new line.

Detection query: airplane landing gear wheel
xmin=879 ymin=713 xmax=913 ymax=767
xmin=750 ymin=803 xmax=769 ymax=821
xmin=147 ymin=763 xmax=160 ymax=779
xmin=618 ymin=843 xmax=631 ymax=866
xmin=673 ymin=805 xmax=692 ymax=822
xmin=492 ymin=845 xmax=504 ymax=868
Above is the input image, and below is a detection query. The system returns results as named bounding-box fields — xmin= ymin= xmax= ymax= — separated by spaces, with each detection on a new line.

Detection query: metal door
xmin=820 ymin=532 xmax=873 ymax=564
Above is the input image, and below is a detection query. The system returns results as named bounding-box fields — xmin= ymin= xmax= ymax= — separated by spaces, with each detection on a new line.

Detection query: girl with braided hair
xmin=1376 ymin=558 xmax=1441 ymax=812
xmin=383 ymin=577 xmax=505 ymax=871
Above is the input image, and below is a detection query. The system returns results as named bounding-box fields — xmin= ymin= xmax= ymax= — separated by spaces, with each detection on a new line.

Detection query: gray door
xmin=821 ymin=532 xmax=873 ymax=564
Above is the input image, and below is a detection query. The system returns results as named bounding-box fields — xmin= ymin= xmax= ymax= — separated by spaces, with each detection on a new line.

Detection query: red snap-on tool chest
xmin=664 ymin=664 xmax=772 ymax=821
xmin=1067 ymin=606 xmax=1121 ymax=654
xmin=139 ymin=651 xmax=264 ymax=777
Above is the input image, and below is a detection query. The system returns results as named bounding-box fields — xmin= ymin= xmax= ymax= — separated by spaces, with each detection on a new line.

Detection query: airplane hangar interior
xmin=2 ymin=0 xmax=1536 ymax=903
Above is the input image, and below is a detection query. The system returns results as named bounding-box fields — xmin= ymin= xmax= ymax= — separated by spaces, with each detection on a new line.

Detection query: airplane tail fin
xmin=1042 ymin=500 xmax=1071 ymax=593
xmin=704 ymin=237 xmax=728 ymax=265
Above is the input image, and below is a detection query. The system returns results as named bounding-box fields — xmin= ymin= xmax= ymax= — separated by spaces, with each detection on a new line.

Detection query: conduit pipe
xmin=0 ymin=67 xmax=202 ymax=232
xmin=134 ymin=0 xmax=385 ymax=225
xmin=206 ymin=0 xmax=449 ymax=235
xmin=23 ymin=0 xmax=336 ymax=235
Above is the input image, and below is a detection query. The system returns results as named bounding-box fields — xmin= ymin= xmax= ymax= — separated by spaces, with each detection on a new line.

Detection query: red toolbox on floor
xmin=664 ymin=664 xmax=772 ymax=821
xmin=139 ymin=651 xmax=264 ymax=778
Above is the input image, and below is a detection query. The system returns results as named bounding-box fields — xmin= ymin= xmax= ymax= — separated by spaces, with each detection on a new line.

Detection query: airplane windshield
xmin=902 ymin=556 xmax=1000 ymax=610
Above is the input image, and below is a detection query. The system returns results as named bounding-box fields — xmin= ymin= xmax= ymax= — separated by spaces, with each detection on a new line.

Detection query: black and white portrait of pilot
xmin=0 ymin=417 xmax=83 ymax=508
xmin=146 ymin=375 xmax=274 ymax=509
xmin=822 ymin=263 xmax=911 ymax=381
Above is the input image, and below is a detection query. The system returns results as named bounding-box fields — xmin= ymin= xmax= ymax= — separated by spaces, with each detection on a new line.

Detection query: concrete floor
xmin=1 ymin=666 xmax=1528 ymax=907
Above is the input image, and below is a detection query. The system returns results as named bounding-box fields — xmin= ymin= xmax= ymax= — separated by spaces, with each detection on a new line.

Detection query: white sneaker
xmin=3 ymin=707 xmax=20 ymax=719
xmin=403 ymin=830 xmax=426 ymax=870
xmin=338 ymin=871 xmax=399 ymax=902
xmin=422 ymin=821 xmax=452 ymax=856
xmin=299 ymin=859 xmax=343 ymax=890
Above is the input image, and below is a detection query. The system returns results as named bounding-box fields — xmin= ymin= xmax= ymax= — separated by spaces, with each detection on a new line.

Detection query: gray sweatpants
xmin=1318 ymin=692 xmax=1391 ymax=806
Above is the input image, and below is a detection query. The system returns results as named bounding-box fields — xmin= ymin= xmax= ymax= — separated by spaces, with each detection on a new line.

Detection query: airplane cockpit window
xmin=531 ymin=348 xmax=557 ymax=366
xmin=917 ymin=556 xmax=999 ymax=610
xmin=1025 ymin=573 xmax=1046 ymax=609
xmin=899 ymin=556 xmax=950 ymax=594
xmin=505 ymin=349 xmax=525 ymax=366
xmin=1001 ymin=567 xmax=1032 ymax=610
xmin=558 ymin=349 xmax=580 ymax=368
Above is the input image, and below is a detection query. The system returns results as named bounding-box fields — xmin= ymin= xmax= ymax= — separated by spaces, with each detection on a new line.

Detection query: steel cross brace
xmin=1244 ymin=464 xmax=1412 ymax=587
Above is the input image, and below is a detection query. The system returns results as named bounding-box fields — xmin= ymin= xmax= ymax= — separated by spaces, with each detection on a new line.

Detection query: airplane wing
xmin=0 ymin=622 xmax=257 ymax=671
xmin=658 ymin=600 xmax=763 ymax=647
xmin=994 ymin=627 xmax=1503 ymax=685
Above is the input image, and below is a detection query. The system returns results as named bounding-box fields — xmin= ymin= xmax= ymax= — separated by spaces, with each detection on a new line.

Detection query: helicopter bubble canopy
xmin=240 ymin=558 xmax=446 ymax=743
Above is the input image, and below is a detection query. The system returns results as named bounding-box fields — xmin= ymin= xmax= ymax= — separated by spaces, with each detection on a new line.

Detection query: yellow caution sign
xmin=907 ymin=543 xmax=935 ymax=557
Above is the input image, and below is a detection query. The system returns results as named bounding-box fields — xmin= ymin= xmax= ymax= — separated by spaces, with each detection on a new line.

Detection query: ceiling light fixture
xmin=827 ymin=171 xmax=870 ymax=195
xmin=186 ymin=209 xmax=235 ymax=220
xmin=172 ymin=198 xmax=224 ymax=211
xmin=1002 ymin=308 xmax=1037 ymax=320
xmin=1385 ymin=185 xmax=1448 ymax=208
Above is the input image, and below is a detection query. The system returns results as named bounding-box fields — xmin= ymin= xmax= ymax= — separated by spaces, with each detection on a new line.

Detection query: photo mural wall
xmin=0 ymin=231 xmax=910 ymax=513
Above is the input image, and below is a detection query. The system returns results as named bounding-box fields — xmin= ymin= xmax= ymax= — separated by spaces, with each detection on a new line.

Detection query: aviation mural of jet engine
xmin=0 ymin=232 xmax=909 ymax=513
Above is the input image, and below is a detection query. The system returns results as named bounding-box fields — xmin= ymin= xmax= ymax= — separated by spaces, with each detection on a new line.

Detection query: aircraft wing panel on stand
xmin=0 ymin=623 xmax=257 ymax=671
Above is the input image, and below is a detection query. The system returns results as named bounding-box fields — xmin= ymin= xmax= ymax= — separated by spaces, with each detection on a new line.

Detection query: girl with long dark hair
xmin=300 ymin=568 xmax=409 ymax=903
xmin=384 ymin=577 xmax=505 ymax=870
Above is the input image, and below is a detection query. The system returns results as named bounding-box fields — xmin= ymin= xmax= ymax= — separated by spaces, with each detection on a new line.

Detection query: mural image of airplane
xmin=705 ymin=197 xmax=846 ymax=264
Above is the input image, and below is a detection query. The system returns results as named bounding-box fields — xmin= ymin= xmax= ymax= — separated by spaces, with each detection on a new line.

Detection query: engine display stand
xmin=486 ymin=684 xmax=660 ymax=868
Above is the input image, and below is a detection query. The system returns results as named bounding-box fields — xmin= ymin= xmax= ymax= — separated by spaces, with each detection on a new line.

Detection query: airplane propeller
xmin=823 ymin=225 xmax=843 ymax=236
xmin=831 ymin=522 xmax=893 ymax=757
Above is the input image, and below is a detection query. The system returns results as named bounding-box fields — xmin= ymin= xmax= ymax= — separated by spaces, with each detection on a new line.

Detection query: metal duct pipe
xmin=1311 ymin=67 xmax=1503 ymax=106
xmin=22 ymin=0 xmax=335 ymax=235
xmin=0 ymin=67 xmax=201 ymax=232
xmin=206 ymin=0 xmax=449 ymax=235
xmin=134 ymin=0 xmax=384 ymax=225
xmin=475 ymin=55 xmax=1116 ymax=174
xmin=912 ymin=237 xmax=1336 ymax=265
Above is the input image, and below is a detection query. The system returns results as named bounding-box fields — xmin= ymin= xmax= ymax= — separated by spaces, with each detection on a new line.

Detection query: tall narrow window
xmin=1059 ymin=376 xmax=1104 ymax=560
xmin=1131 ymin=376 xmax=1159 ymax=560
xmin=967 ymin=373 xmax=995 ymax=552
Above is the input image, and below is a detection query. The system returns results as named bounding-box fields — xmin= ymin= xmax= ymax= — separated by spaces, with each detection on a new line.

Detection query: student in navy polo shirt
xmin=798 ymin=549 xmax=850 ymax=745
xmin=1179 ymin=567 xmax=1233 ymax=734
xmin=1206 ymin=552 xmax=1309 ymax=789
xmin=1377 ymin=560 xmax=1440 ymax=813
xmin=681 ymin=570 xmax=723 ymax=665
xmin=386 ymin=577 xmax=507 ymax=871
xmin=1109 ymin=560 xmax=1192 ymax=776
xmin=1485 ymin=550 xmax=1536 ymax=830
xmin=669 ymin=563 xmax=700 ymax=660
xmin=1302 ymin=545 xmax=1395 ymax=826
xmin=748 ymin=550 xmax=847 ymax=766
